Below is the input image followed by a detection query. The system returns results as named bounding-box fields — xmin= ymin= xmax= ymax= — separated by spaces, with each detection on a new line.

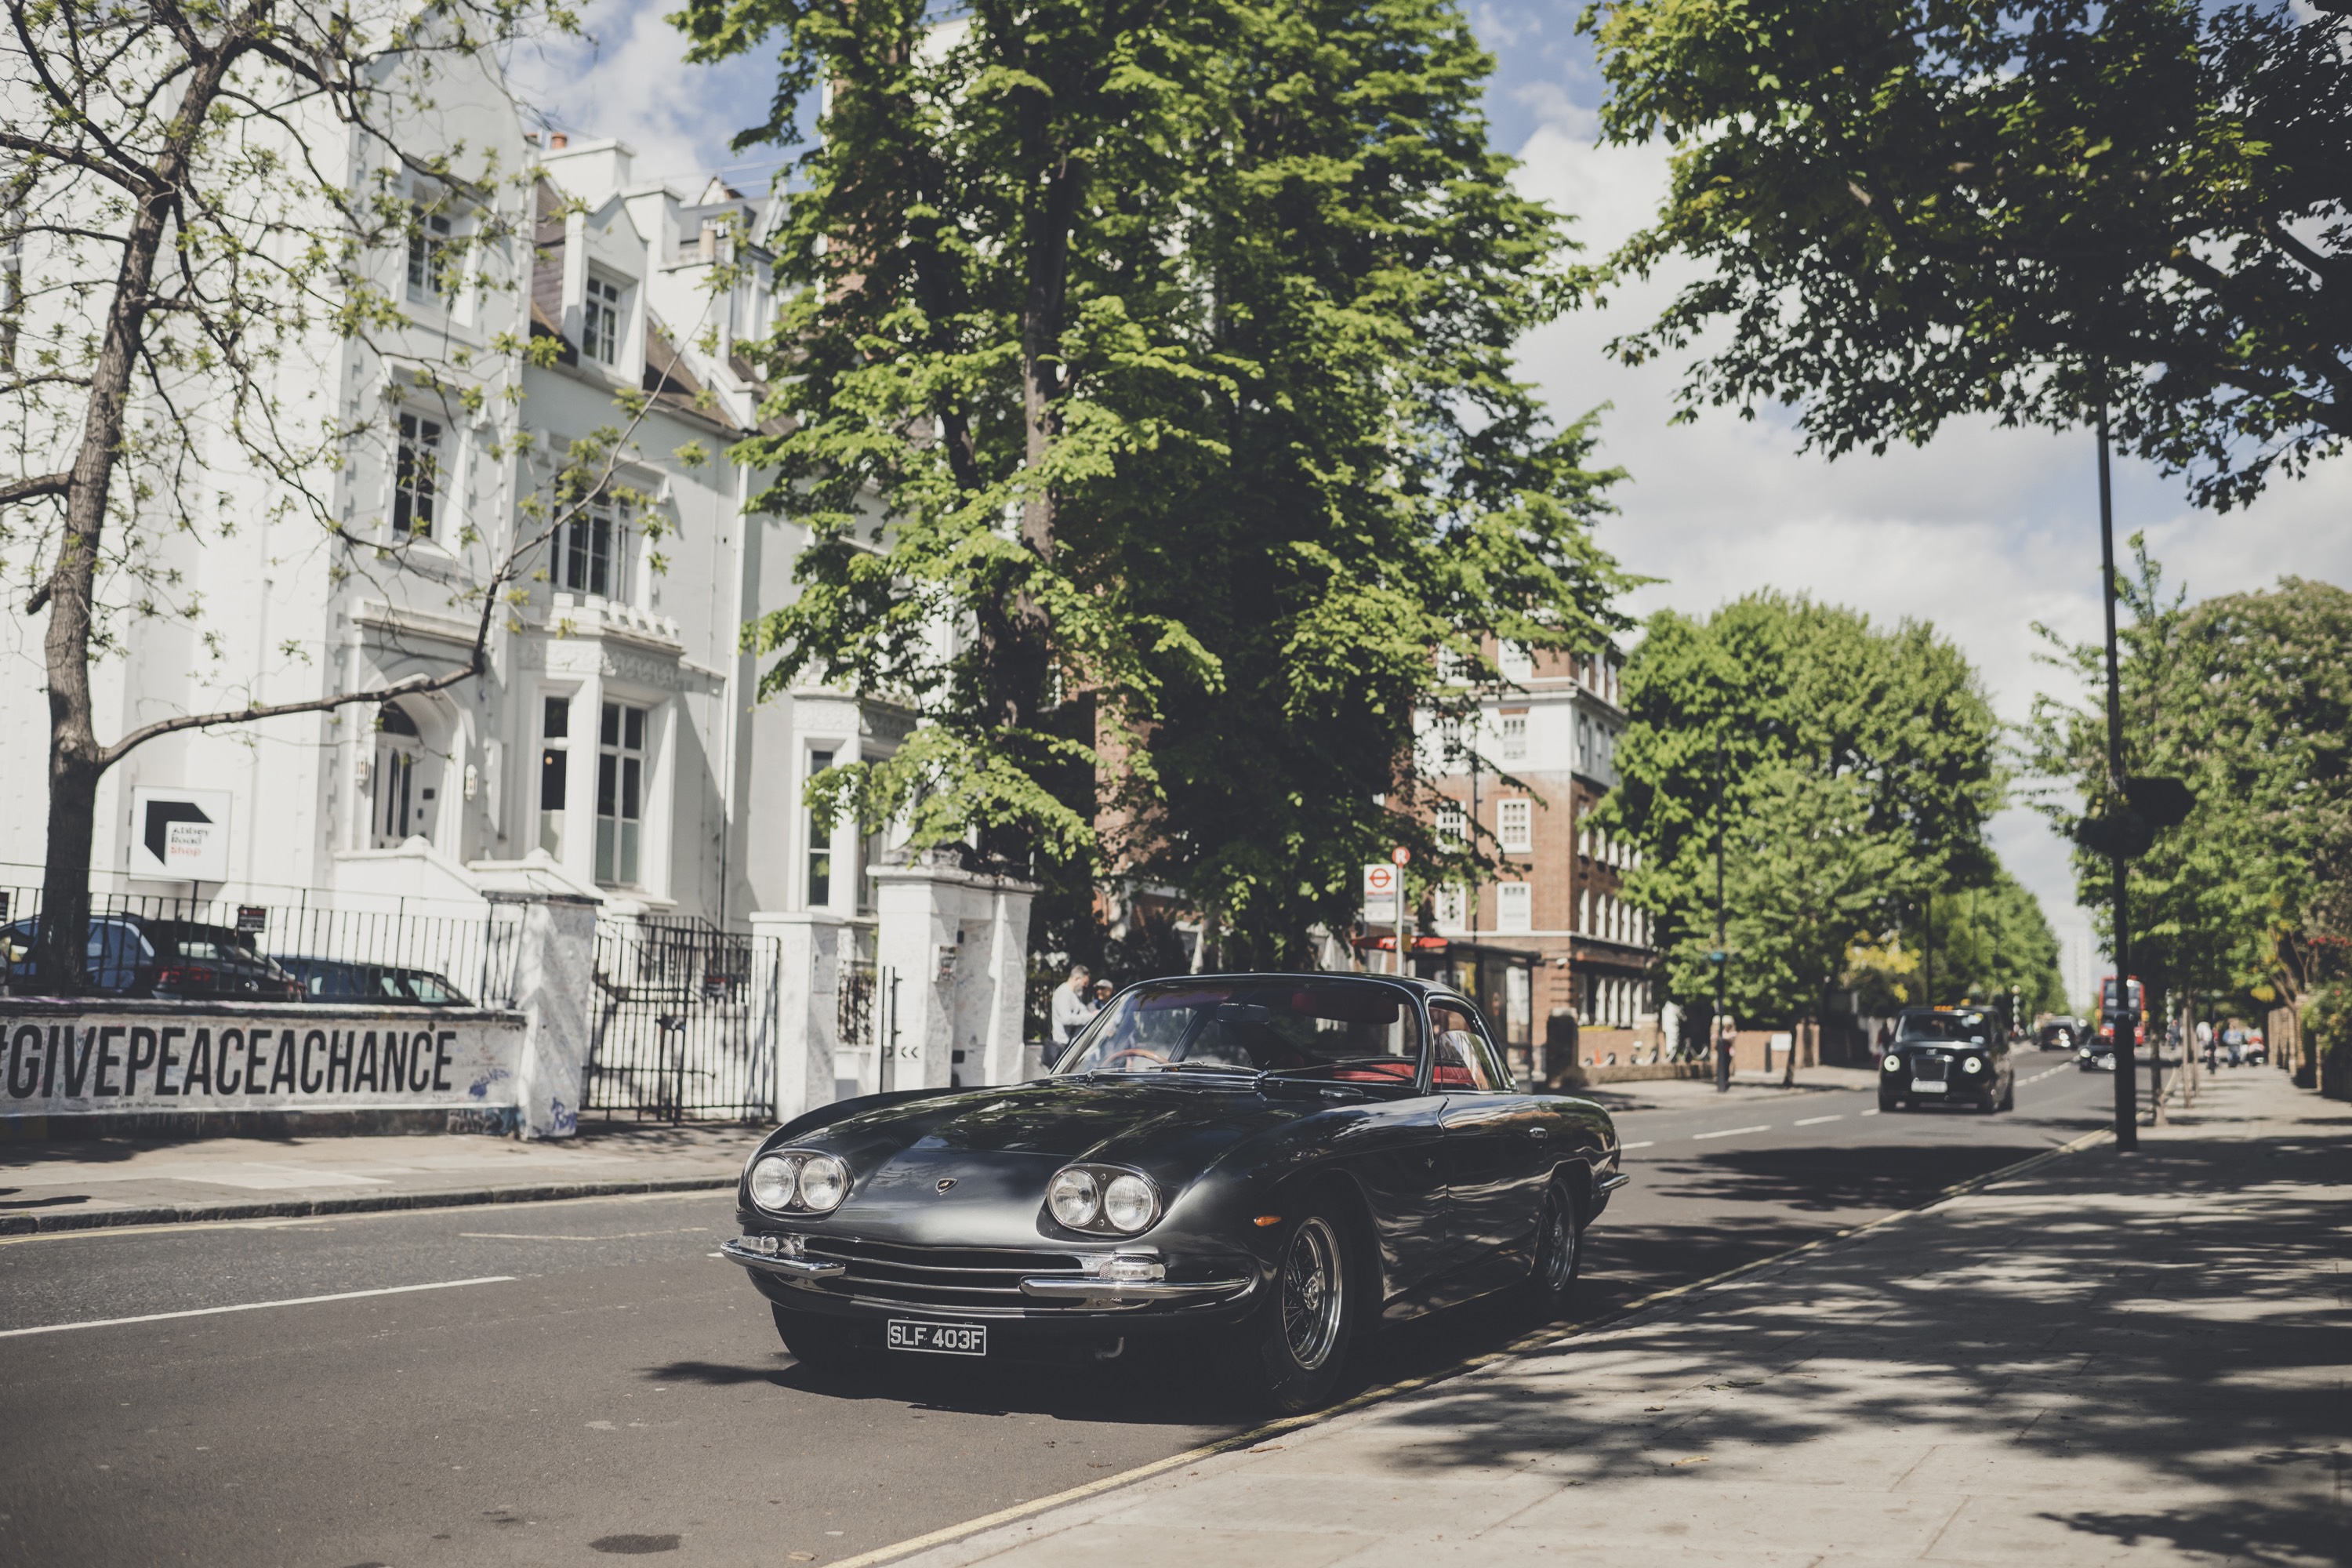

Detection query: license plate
xmin=1911 ymin=1078 xmax=1948 ymax=1093
xmin=886 ymin=1319 xmax=988 ymax=1357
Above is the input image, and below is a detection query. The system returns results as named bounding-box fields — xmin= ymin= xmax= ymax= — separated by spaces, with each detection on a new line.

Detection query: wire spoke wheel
xmin=1280 ymin=1217 xmax=1345 ymax=1372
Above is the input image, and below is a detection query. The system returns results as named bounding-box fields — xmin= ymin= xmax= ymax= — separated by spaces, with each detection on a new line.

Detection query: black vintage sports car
xmin=724 ymin=974 xmax=1628 ymax=1412
xmin=1878 ymin=1005 xmax=2015 ymax=1112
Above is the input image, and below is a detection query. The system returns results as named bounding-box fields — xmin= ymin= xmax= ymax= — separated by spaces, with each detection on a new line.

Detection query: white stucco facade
xmin=0 ymin=71 xmax=884 ymax=934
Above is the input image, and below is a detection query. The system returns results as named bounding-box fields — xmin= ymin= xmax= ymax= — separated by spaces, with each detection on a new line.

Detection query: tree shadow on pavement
xmin=1335 ymin=1110 xmax=2350 ymax=1566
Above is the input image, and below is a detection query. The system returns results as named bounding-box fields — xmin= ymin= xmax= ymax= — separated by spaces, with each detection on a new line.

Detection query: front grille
xmin=1911 ymin=1055 xmax=1948 ymax=1082
xmin=802 ymin=1236 xmax=1091 ymax=1312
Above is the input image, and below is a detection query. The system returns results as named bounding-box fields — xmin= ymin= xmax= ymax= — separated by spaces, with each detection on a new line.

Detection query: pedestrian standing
xmin=1051 ymin=965 xmax=1096 ymax=1047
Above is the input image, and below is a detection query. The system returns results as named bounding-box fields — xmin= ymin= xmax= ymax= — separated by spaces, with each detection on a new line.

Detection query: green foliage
xmin=1583 ymin=0 xmax=2350 ymax=511
xmin=2025 ymin=546 xmax=2352 ymax=1011
xmin=685 ymin=0 xmax=1628 ymax=962
xmin=1599 ymin=591 xmax=2004 ymax=1024
xmin=1910 ymin=870 xmax=2070 ymax=1015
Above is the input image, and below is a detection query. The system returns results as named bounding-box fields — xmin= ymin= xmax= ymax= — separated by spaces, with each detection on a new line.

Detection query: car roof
xmin=1137 ymin=971 xmax=1464 ymax=1000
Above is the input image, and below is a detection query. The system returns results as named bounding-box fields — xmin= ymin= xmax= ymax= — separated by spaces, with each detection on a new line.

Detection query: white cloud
xmin=1512 ymin=117 xmax=2352 ymax=976
xmin=506 ymin=0 xmax=786 ymax=189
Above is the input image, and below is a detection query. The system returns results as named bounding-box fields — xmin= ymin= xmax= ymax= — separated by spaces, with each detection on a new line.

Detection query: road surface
xmin=0 ymin=1055 xmax=2147 ymax=1566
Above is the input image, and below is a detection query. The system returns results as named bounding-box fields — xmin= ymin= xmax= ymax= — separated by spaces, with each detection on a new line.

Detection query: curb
xmin=822 ymin=1120 xmax=2122 ymax=1568
xmin=0 ymin=1174 xmax=739 ymax=1236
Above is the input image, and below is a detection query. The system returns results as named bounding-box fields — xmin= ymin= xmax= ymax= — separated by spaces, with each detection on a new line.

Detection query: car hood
xmin=764 ymin=1077 xmax=1319 ymax=1248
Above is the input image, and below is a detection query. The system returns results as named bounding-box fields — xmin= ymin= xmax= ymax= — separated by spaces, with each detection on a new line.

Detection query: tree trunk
xmin=29 ymin=56 xmax=227 ymax=993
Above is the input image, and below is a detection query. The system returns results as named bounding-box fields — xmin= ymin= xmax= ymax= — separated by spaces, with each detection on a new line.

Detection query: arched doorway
xmin=371 ymin=702 xmax=435 ymax=847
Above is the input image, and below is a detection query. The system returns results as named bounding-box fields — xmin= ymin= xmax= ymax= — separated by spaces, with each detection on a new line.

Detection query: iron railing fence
xmin=584 ymin=920 xmax=775 ymax=1123
xmin=0 ymin=884 xmax=522 ymax=1007
xmin=837 ymin=958 xmax=905 ymax=1094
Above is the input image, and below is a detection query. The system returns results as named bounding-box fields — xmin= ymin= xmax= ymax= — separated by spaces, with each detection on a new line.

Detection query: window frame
xmin=583 ymin=272 xmax=626 ymax=367
xmin=1495 ymin=880 xmax=1532 ymax=935
xmin=1428 ymin=999 xmax=1512 ymax=1092
xmin=593 ymin=699 xmax=650 ymax=888
xmin=392 ymin=410 xmax=444 ymax=539
xmin=554 ymin=494 xmax=626 ymax=601
xmin=1497 ymin=797 xmax=1533 ymax=854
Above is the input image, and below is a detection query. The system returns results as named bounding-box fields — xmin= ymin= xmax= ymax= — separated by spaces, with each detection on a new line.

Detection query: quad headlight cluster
xmin=1046 ymin=1164 xmax=1161 ymax=1235
xmin=746 ymin=1149 xmax=851 ymax=1214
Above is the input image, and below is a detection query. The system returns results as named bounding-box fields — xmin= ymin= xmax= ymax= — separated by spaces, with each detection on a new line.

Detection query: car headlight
xmin=797 ymin=1152 xmax=850 ymax=1213
xmin=1048 ymin=1167 xmax=1100 ymax=1229
xmin=1101 ymin=1173 xmax=1159 ymax=1232
xmin=746 ymin=1149 xmax=851 ymax=1214
xmin=750 ymin=1154 xmax=801 ymax=1211
xmin=1882 ymin=1053 xmax=1904 ymax=1073
xmin=1046 ymin=1165 xmax=1160 ymax=1234
xmin=1962 ymin=1055 xmax=1984 ymax=1074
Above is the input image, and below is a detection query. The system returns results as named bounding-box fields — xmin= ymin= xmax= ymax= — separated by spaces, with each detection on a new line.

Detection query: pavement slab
xmin=895 ymin=1069 xmax=2350 ymax=1568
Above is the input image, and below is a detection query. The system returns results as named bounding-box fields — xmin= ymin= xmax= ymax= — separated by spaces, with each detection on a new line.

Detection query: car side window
xmin=1428 ymin=1002 xmax=1512 ymax=1091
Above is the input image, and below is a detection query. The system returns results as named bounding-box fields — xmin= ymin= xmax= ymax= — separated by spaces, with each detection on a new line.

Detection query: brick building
xmin=1411 ymin=641 xmax=1657 ymax=1050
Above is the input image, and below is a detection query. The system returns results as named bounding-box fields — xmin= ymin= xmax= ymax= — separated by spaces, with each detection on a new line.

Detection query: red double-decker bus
xmin=2096 ymin=975 xmax=2146 ymax=1044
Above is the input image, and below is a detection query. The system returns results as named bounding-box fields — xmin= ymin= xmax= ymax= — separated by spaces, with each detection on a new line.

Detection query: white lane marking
xmin=1793 ymin=1114 xmax=1844 ymax=1127
xmin=1691 ymin=1124 xmax=1770 ymax=1141
xmin=0 ymin=1276 xmax=516 ymax=1339
xmin=1619 ymin=1141 xmax=1656 ymax=1150
xmin=459 ymin=1228 xmax=709 ymax=1241
xmin=1860 ymin=1109 xmax=1881 ymax=1116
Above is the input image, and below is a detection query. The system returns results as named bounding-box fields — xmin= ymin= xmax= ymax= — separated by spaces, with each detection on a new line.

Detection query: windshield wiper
xmin=1157 ymin=1061 xmax=1255 ymax=1076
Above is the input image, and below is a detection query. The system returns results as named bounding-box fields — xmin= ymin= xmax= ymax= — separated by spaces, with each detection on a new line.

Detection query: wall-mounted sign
xmin=1 ymin=1004 xmax=524 ymax=1116
xmin=127 ymin=787 xmax=234 ymax=882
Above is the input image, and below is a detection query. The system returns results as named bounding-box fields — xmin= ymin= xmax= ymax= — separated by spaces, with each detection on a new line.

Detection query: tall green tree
xmin=1582 ymin=0 xmax=2350 ymax=511
xmin=2027 ymin=546 xmax=2352 ymax=1044
xmin=1597 ymin=592 xmax=2002 ymax=1031
xmin=681 ymin=0 xmax=1628 ymax=961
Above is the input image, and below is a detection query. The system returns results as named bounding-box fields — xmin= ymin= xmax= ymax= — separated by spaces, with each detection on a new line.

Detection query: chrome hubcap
xmin=1281 ymin=1217 xmax=1345 ymax=1370
xmin=1541 ymin=1195 xmax=1577 ymax=1293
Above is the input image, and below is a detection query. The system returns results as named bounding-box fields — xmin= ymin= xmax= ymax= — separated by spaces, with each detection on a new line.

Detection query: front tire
xmin=1217 ymin=1207 xmax=1355 ymax=1415
xmin=1519 ymin=1179 xmax=1583 ymax=1322
xmin=1878 ymin=1093 xmax=1904 ymax=1113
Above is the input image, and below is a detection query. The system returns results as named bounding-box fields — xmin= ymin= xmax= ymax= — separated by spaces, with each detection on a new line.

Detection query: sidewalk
xmin=899 ymin=1067 xmax=2349 ymax=1568
xmin=0 ymin=1121 xmax=759 ymax=1234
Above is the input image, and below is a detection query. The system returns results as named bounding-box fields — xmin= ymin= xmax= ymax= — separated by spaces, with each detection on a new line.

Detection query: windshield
xmin=1054 ymin=979 xmax=1425 ymax=1080
xmin=1896 ymin=1012 xmax=1988 ymax=1044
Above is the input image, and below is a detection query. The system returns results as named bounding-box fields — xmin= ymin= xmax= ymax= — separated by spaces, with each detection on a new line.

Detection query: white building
xmin=0 ymin=78 xmax=896 ymax=936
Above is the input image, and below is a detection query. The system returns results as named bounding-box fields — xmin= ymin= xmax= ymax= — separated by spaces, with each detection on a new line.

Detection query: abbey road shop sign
xmin=128 ymin=786 xmax=234 ymax=882
xmin=0 ymin=1002 xmax=524 ymax=1116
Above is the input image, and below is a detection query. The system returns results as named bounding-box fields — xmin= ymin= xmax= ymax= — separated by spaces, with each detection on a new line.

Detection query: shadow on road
xmin=1324 ymin=1122 xmax=2350 ymax=1566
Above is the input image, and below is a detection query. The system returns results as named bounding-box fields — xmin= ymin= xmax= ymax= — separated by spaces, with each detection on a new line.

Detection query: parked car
xmin=722 ymin=973 xmax=1628 ymax=1414
xmin=272 ymin=956 xmax=472 ymax=1007
xmin=1880 ymin=1005 xmax=2015 ymax=1112
xmin=2 ymin=913 xmax=300 ymax=1000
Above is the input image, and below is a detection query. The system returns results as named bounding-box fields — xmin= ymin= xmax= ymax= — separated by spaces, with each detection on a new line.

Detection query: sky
xmin=517 ymin=0 xmax=2352 ymax=1006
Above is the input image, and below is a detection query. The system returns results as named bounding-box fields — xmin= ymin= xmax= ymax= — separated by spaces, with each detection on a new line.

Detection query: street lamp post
xmin=1713 ymin=731 xmax=1730 ymax=1094
xmin=2096 ymin=387 xmax=2141 ymax=1152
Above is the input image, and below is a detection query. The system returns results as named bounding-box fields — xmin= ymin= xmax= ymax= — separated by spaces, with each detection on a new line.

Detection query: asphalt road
xmin=0 ymin=1054 xmax=2152 ymax=1567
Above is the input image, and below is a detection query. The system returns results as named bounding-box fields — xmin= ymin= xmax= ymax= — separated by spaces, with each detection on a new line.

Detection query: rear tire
xmin=1216 ymin=1203 xmax=1355 ymax=1415
xmin=772 ymin=1305 xmax=865 ymax=1370
xmin=1519 ymin=1179 xmax=1583 ymax=1322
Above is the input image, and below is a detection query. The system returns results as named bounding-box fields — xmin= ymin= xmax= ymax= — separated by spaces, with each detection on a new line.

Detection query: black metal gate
xmin=586 ymin=921 xmax=775 ymax=1122
xmin=837 ymin=959 xmax=902 ymax=1093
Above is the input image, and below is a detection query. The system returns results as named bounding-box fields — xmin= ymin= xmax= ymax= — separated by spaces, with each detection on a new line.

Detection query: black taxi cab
xmin=1878 ymin=1006 xmax=2014 ymax=1113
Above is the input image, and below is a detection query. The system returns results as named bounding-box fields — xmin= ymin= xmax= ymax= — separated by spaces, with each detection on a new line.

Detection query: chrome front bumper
xmin=720 ymin=1237 xmax=1255 ymax=1311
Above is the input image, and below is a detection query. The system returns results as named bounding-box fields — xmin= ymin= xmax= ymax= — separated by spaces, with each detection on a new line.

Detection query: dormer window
xmin=585 ymin=274 xmax=625 ymax=365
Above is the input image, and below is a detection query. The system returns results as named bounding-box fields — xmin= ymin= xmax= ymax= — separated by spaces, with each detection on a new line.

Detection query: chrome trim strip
xmin=1017 ymin=1275 xmax=1254 ymax=1303
xmin=720 ymin=1240 xmax=847 ymax=1279
xmin=1596 ymin=1172 xmax=1632 ymax=1194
